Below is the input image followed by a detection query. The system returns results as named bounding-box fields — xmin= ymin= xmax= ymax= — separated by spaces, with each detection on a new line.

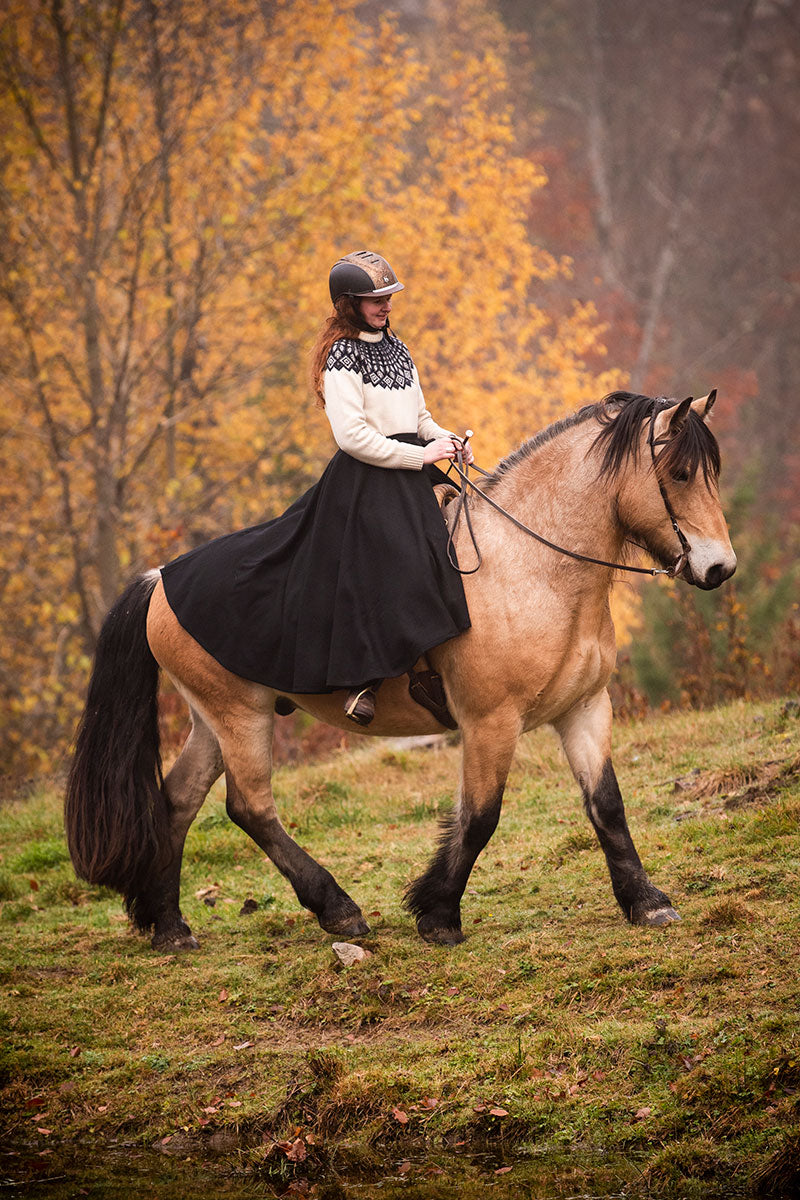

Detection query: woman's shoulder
xmin=325 ymin=336 xmax=363 ymax=373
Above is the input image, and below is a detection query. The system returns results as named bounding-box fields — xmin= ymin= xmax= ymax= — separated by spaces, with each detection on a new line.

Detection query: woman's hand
xmin=422 ymin=435 xmax=474 ymax=466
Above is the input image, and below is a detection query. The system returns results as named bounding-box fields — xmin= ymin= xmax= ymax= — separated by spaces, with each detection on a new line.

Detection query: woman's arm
xmin=324 ymin=367 xmax=426 ymax=470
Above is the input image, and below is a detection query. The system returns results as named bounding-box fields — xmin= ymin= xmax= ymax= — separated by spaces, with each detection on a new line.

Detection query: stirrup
xmin=344 ymin=684 xmax=377 ymax=726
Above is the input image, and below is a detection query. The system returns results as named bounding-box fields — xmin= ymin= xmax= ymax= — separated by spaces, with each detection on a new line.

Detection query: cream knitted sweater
xmin=323 ymin=330 xmax=453 ymax=470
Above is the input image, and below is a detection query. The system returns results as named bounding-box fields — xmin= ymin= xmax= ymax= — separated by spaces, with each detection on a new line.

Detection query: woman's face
xmin=358 ymin=294 xmax=392 ymax=329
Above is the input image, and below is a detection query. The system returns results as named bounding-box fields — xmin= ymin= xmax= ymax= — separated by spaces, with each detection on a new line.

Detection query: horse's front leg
xmin=553 ymin=689 xmax=679 ymax=926
xmin=220 ymin=714 xmax=369 ymax=939
xmin=404 ymin=710 xmax=520 ymax=945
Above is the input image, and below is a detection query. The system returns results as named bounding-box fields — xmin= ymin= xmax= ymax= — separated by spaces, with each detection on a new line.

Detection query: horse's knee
xmin=460 ymin=794 xmax=502 ymax=855
xmin=583 ymin=760 xmax=626 ymax=834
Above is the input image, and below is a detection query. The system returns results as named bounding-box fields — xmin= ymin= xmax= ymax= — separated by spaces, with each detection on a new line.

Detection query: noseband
xmin=446 ymin=399 xmax=692 ymax=578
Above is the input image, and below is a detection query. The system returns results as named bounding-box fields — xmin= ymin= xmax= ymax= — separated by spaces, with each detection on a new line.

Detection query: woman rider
xmin=160 ymin=250 xmax=472 ymax=726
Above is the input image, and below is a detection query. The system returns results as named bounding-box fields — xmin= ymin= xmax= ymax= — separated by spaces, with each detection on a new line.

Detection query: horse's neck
xmin=479 ymin=425 xmax=623 ymax=580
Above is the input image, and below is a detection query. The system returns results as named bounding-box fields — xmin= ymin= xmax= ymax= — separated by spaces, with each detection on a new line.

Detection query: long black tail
xmin=64 ymin=571 xmax=169 ymax=927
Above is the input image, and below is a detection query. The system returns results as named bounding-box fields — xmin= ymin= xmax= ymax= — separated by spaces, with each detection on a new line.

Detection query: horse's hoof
xmin=151 ymin=931 xmax=200 ymax=952
xmin=640 ymin=905 xmax=681 ymax=927
xmin=321 ymin=912 xmax=370 ymax=938
xmin=418 ymin=924 xmax=465 ymax=947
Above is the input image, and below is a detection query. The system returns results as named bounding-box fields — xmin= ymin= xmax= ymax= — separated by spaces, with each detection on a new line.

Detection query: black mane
xmin=486 ymin=391 xmax=720 ymax=489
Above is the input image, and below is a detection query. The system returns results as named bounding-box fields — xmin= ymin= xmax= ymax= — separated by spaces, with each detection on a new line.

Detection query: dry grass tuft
xmin=754 ymin=1129 xmax=800 ymax=1198
xmin=703 ymin=898 xmax=754 ymax=928
xmin=674 ymin=755 xmax=800 ymax=807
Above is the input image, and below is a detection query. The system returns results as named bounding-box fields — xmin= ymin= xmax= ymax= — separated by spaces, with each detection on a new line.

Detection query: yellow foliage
xmin=0 ymin=0 xmax=625 ymax=774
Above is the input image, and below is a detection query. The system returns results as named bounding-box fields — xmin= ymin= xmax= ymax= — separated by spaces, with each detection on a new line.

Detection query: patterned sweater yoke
xmin=322 ymin=329 xmax=452 ymax=471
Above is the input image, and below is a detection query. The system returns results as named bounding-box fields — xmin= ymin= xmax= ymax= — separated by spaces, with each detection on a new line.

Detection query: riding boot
xmin=344 ymin=679 xmax=383 ymax=726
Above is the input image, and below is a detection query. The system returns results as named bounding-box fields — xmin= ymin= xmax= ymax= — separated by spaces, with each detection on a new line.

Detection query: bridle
xmin=445 ymin=399 xmax=692 ymax=579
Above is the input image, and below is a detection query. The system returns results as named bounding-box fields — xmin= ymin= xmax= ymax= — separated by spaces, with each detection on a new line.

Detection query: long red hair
xmin=310 ymin=295 xmax=376 ymax=408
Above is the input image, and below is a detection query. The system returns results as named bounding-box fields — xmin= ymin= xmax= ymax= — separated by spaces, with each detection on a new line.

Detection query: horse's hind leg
xmin=553 ymin=689 xmax=679 ymax=926
xmin=404 ymin=710 xmax=519 ymax=945
xmin=220 ymin=714 xmax=369 ymax=938
xmin=146 ymin=709 xmax=223 ymax=950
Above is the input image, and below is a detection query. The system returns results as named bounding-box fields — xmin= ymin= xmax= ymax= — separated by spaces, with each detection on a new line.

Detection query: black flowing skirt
xmin=160 ymin=434 xmax=471 ymax=692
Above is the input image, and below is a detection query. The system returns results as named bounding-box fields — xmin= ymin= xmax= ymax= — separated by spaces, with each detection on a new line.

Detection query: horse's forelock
xmin=593 ymin=392 xmax=720 ymax=485
xmin=658 ymin=409 xmax=721 ymax=486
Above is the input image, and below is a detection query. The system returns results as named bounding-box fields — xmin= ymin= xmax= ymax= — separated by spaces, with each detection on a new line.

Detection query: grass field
xmin=1 ymin=697 xmax=799 ymax=1198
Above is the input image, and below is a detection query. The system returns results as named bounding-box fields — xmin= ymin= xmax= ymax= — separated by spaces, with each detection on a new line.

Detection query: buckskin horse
xmin=65 ymin=391 xmax=736 ymax=950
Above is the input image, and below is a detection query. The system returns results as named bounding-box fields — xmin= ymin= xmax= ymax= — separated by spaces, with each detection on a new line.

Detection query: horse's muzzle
xmin=681 ymin=556 xmax=737 ymax=590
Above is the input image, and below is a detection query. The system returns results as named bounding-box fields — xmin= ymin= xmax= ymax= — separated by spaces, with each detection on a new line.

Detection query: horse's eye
xmin=672 ymin=469 xmax=690 ymax=483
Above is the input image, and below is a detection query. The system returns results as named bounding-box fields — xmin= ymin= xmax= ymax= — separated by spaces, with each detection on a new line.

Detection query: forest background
xmin=1 ymin=0 xmax=798 ymax=781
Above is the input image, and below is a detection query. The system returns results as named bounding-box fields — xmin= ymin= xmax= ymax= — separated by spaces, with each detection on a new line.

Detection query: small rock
xmin=332 ymin=941 xmax=372 ymax=967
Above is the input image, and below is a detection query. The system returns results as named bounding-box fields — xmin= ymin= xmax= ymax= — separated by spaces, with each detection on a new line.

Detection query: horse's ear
xmin=667 ymin=396 xmax=694 ymax=434
xmin=692 ymin=389 xmax=717 ymax=420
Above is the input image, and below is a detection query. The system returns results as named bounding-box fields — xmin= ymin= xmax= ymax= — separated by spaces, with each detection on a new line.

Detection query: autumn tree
xmin=0 ymin=0 xmax=617 ymax=777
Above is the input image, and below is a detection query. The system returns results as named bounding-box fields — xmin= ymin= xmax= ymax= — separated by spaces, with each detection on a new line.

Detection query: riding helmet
xmin=328 ymin=250 xmax=404 ymax=303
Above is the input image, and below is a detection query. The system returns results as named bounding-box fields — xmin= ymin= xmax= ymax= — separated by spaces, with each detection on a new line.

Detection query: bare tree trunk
xmin=145 ymin=0 xmax=178 ymax=480
xmin=52 ymin=0 xmax=123 ymax=611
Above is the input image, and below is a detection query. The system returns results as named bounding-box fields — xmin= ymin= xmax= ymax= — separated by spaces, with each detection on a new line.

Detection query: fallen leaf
xmin=391 ymin=1107 xmax=409 ymax=1124
xmin=285 ymin=1137 xmax=306 ymax=1162
xmin=69 ymin=1046 xmax=81 ymax=1058
xmin=25 ymin=1096 xmax=46 ymax=1109
xmin=495 ymin=1165 xmax=513 ymax=1175
xmin=209 ymin=1035 xmax=225 ymax=1047
xmin=234 ymin=1041 xmax=254 ymax=1051
xmin=219 ymin=988 xmax=229 ymax=1002
xmin=96 ymin=1104 xmax=109 ymax=1113
xmin=634 ymin=1106 xmax=652 ymax=1120
xmin=489 ymin=1106 xmax=509 ymax=1117
xmin=398 ymin=1161 xmax=411 ymax=1175
xmin=29 ymin=878 xmax=39 ymax=891
xmin=420 ymin=1096 xmax=438 ymax=1109
xmin=37 ymin=1127 xmax=52 ymax=1136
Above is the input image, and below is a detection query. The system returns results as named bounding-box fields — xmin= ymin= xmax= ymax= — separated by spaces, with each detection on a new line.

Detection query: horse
xmin=65 ymin=390 xmax=736 ymax=951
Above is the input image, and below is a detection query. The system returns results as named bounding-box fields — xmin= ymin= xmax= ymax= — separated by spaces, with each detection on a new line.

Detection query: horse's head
xmin=599 ymin=391 xmax=736 ymax=590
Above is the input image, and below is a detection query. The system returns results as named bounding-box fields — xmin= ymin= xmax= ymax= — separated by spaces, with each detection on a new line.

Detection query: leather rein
xmin=445 ymin=400 xmax=691 ymax=579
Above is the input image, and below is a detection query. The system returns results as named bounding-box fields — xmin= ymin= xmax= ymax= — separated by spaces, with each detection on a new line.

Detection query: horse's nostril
xmin=704 ymin=561 xmax=736 ymax=590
